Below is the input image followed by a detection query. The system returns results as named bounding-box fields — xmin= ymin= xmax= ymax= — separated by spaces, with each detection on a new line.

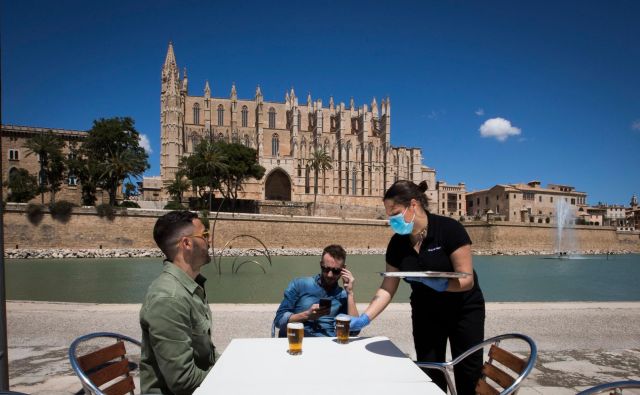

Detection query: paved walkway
xmin=5 ymin=301 xmax=640 ymax=394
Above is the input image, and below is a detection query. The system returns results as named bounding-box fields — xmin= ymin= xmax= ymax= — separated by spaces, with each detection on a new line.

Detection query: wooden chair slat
xmin=78 ymin=341 xmax=126 ymax=371
xmin=88 ymin=358 xmax=131 ymax=387
xmin=103 ymin=375 xmax=135 ymax=395
xmin=482 ymin=362 xmax=516 ymax=389
xmin=489 ymin=344 xmax=527 ymax=373
xmin=475 ymin=378 xmax=500 ymax=395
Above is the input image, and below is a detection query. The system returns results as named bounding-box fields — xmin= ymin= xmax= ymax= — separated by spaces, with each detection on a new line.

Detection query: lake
xmin=5 ymin=254 xmax=640 ymax=303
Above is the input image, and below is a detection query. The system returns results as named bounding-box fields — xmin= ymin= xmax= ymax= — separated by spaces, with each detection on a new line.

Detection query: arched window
xmin=217 ymin=104 xmax=224 ymax=126
xmin=68 ymin=171 xmax=78 ymax=186
xmin=297 ymin=112 xmax=302 ymax=130
xmin=271 ymin=133 xmax=279 ymax=156
xmin=193 ymin=103 xmax=200 ymax=125
xmin=243 ymin=134 xmax=251 ymax=147
xmin=269 ymin=107 xmax=276 ymax=129
xmin=231 ymin=130 xmax=239 ymax=143
xmin=352 ymin=167 xmax=357 ymax=195
xmin=368 ymin=144 xmax=373 ymax=163
xmin=8 ymin=167 xmax=18 ymax=182
xmin=297 ymin=160 xmax=302 ymax=177
xmin=241 ymin=106 xmax=248 ymax=127
xmin=191 ymin=134 xmax=200 ymax=151
xmin=217 ymin=132 xmax=224 ymax=142
xmin=305 ymin=165 xmax=310 ymax=193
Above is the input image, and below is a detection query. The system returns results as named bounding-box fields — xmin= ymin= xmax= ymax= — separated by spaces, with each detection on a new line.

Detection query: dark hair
xmin=153 ymin=210 xmax=199 ymax=260
xmin=322 ymin=244 xmax=347 ymax=264
xmin=383 ymin=180 xmax=429 ymax=213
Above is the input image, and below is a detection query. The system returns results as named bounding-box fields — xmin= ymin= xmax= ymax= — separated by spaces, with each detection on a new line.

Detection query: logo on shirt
xmin=427 ymin=246 xmax=442 ymax=252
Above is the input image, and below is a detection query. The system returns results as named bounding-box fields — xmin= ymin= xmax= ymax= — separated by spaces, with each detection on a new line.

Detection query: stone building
xmin=465 ymin=181 xmax=587 ymax=224
xmin=435 ymin=180 xmax=467 ymax=218
xmin=154 ymin=43 xmax=436 ymax=217
xmin=1 ymin=124 xmax=87 ymax=204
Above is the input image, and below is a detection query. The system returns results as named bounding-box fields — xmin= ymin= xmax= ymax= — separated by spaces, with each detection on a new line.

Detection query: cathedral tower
xmin=160 ymin=42 xmax=185 ymax=185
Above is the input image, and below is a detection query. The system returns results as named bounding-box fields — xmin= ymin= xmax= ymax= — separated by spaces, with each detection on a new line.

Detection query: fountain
xmin=553 ymin=198 xmax=578 ymax=258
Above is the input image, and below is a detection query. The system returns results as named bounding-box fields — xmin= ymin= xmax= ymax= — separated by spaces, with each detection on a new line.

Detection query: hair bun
xmin=418 ymin=180 xmax=428 ymax=193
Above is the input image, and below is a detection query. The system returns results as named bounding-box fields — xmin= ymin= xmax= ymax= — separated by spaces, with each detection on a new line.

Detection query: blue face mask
xmin=389 ymin=207 xmax=415 ymax=235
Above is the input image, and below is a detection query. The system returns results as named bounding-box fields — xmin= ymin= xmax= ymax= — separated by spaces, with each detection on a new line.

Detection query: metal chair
xmin=68 ymin=332 xmax=141 ymax=395
xmin=416 ymin=333 xmax=538 ymax=395
xmin=576 ymin=380 xmax=640 ymax=395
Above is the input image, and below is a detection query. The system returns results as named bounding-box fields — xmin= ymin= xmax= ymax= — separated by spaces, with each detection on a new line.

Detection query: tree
xmin=178 ymin=139 xmax=227 ymax=211
xmin=167 ymin=174 xmax=190 ymax=204
xmin=216 ymin=142 xmax=266 ymax=211
xmin=308 ymin=149 xmax=333 ymax=215
xmin=6 ymin=168 xmax=38 ymax=203
xmin=24 ymin=131 xmax=66 ymax=204
xmin=82 ymin=117 xmax=149 ymax=206
xmin=66 ymin=142 xmax=102 ymax=206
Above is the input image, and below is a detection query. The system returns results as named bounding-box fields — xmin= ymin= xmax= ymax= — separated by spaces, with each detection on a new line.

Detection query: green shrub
xmin=118 ymin=200 xmax=140 ymax=208
xmin=26 ymin=203 xmax=44 ymax=225
xmin=164 ymin=200 xmax=185 ymax=210
xmin=49 ymin=200 xmax=75 ymax=223
xmin=96 ymin=203 xmax=116 ymax=220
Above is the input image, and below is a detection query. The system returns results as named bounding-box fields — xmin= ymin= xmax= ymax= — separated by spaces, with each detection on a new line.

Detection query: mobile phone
xmin=319 ymin=298 xmax=331 ymax=309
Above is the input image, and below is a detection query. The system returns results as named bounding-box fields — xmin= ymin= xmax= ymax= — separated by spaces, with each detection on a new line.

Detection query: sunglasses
xmin=177 ymin=230 xmax=210 ymax=246
xmin=320 ymin=265 xmax=343 ymax=275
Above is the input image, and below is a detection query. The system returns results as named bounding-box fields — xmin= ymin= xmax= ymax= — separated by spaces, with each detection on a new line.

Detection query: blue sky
xmin=2 ymin=0 xmax=639 ymax=205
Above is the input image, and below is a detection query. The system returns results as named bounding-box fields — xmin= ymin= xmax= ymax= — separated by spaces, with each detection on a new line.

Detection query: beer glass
xmin=287 ymin=322 xmax=304 ymax=355
xmin=335 ymin=315 xmax=351 ymax=344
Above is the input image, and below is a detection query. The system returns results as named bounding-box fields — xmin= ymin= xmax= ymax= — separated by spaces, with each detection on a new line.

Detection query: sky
xmin=2 ymin=0 xmax=639 ymax=206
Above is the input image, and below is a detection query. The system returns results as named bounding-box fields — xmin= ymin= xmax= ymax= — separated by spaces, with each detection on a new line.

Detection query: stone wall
xmin=3 ymin=205 xmax=639 ymax=253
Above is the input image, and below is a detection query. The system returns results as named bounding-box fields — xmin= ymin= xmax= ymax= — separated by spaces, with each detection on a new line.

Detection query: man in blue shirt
xmin=274 ymin=244 xmax=359 ymax=337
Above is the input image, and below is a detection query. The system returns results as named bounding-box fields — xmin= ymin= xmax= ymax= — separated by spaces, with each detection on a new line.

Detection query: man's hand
xmin=303 ymin=303 xmax=330 ymax=321
xmin=341 ymin=268 xmax=356 ymax=294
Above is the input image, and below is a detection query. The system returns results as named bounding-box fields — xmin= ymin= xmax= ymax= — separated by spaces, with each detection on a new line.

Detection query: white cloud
xmin=475 ymin=108 xmax=485 ymax=116
xmin=479 ymin=117 xmax=521 ymax=142
xmin=139 ymin=134 xmax=153 ymax=153
xmin=632 ymin=119 xmax=640 ymax=131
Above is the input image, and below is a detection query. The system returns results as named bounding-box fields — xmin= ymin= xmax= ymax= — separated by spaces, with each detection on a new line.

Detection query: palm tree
xmin=179 ymin=140 xmax=227 ymax=211
xmin=24 ymin=131 xmax=66 ymax=205
xmin=100 ymin=148 xmax=148 ymax=206
xmin=308 ymin=149 xmax=333 ymax=215
xmin=167 ymin=174 xmax=191 ymax=204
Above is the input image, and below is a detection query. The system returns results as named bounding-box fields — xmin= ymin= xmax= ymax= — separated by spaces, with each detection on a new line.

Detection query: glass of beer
xmin=335 ymin=314 xmax=351 ymax=344
xmin=287 ymin=322 xmax=304 ymax=355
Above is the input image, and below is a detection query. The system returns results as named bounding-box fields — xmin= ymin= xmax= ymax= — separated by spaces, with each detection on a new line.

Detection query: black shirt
xmin=385 ymin=213 xmax=484 ymax=309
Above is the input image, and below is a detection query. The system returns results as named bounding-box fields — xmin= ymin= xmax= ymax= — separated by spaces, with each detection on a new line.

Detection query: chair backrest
xmin=475 ymin=334 xmax=536 ymax=395
xmin=576 ymin=380 xmax=640 ymax=395
xmin=416 ymin=333 xmax=537 ymax=395
xmin=69 ymin=332 xmax=141 ymax=395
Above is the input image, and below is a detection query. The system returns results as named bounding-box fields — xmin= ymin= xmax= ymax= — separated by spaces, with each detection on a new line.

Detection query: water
xmin=5 ymin=254 xmax=640 ymax=303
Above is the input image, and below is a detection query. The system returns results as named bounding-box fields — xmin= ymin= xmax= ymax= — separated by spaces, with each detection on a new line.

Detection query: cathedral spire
xmin=329 ymin=96 xmax=335 ymax=110
xmin=230 ymin=82 xmax=237 ymax=100
xmin=181 ymin=67 xmax=188 ymax=93
xmin=163 ymin=42 xmax=177 ymax=71
xmin=255 ymin=85 xmax=263 ymax=100
xmin=350 ymin=97 xmax=355 ymax=110
xmin=204 ymin=80 xmax=211 ymax=99
xmin=371 ymin=97 xmax=378 ymax=116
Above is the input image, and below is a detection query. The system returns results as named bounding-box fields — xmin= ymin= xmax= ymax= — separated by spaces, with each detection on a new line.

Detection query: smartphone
xmin=319 ymin=298 xmax=331 ymax=309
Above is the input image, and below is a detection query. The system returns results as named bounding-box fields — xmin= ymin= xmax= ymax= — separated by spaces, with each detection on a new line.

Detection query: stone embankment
xmin=4 ymin=247 xmax=635 ymax=259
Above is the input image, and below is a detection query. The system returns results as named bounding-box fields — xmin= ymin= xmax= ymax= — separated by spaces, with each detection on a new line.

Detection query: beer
xmin=287 ymin=322 xmax=304 ymax=355
xmin=335 ymin=315 xmax=351 ymax=344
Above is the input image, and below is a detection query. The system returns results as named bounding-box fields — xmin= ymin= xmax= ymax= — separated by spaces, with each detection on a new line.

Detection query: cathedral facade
xmin=159 ymin=43 xmax=437 ymax=216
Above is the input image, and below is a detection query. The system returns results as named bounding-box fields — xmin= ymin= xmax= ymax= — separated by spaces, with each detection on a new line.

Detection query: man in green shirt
xmin=140 ymin=210 xmax=216 ymax=394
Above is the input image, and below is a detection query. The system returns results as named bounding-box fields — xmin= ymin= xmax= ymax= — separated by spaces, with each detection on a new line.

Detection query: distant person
xmin=274 ymin=244 xmax=359 ymax=337
xmin=348 ymin=180 xmax=486 ymax=395
xmin=140 ymin=210 xmax=216 ymax=394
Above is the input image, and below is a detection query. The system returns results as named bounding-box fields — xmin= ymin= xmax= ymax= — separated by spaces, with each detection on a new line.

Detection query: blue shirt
xmin=274 ymin=274 xmax=349 ymax=337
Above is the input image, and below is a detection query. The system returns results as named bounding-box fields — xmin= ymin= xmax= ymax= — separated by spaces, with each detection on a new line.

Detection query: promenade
xmin=6 ymin=301 xmax=640 ymax=394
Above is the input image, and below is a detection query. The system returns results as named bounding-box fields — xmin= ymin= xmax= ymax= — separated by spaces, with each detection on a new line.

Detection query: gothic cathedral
xmin=160 ymin=43 xmax=434 ymax=214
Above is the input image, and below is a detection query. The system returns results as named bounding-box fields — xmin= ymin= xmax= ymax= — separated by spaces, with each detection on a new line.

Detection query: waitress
xmin=350 ymin=180 xmax=485 ymax=395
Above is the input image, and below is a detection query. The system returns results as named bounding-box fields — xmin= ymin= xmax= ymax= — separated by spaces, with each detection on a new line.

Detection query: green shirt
xmin=140 ymin=262 xmax=216 ymax=394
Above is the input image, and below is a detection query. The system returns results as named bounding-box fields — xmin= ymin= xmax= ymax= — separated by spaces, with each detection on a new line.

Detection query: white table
xmin=194 ymin=336 xmax=445 ymax=395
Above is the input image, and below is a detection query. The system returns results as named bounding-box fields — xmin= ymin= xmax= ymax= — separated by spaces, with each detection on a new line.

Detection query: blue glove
xmin=348 ymin=313 xmax=371 ymax=332
xmin=405 ymin=277 xmax=449 ymax=292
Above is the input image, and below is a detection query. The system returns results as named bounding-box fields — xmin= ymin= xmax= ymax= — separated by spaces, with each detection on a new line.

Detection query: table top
xmin=194 ymin=336 xmax=445 ymax=395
